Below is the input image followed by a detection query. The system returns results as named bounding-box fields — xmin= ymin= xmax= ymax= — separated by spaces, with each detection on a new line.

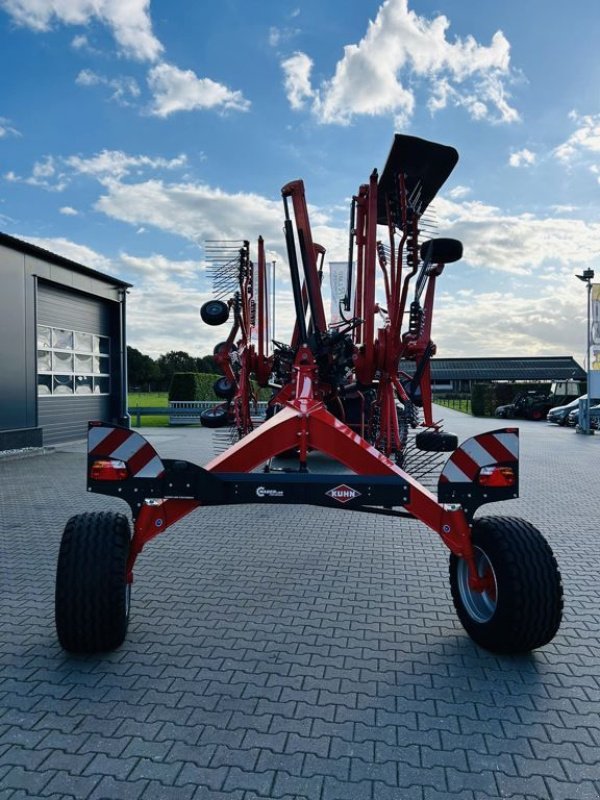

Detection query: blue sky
xmin=1 ymin=0 xmax=599 ymax=362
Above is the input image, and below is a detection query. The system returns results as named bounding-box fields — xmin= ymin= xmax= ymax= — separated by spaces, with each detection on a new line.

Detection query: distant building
xmin=402 ymin=356 xmax=586 ymax=393
xmin=0 ymin=232 xmax=130 ymax=450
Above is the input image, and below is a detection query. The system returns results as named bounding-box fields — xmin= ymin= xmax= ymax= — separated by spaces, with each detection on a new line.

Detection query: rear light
xmin=90 ymin=459 xmax=128 ymax=481
xmin=478 ymin=466 xmax=515 ymax=487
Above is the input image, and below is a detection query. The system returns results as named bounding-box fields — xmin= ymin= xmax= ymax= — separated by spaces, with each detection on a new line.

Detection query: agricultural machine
xmin=55 ymin=135 xmax=563 ymax=655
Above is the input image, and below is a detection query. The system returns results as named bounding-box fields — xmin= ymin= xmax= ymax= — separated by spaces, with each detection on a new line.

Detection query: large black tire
xmin=200 ymin=300 xmax=229 ymax=326
xmin=200 ymin=406 xmax=229 ymax=428
xmin=420 ymin=238 xmax=463 ymax=264
xmin=213 ymin=376 xmax=235 ymax=400
xmin=55 ymin=512 xmax=131 ymax=653
xmin=449 ymin=516 xmax=563 ymax=653
xmin=415 ymin=430 xmax=458 ymax=452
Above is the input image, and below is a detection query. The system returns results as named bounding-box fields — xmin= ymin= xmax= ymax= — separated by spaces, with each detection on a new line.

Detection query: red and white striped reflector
xmin=88 ymin=426 xmax=165 ymax=479
xmin=439 ymin=430 xmax=518 ymax=484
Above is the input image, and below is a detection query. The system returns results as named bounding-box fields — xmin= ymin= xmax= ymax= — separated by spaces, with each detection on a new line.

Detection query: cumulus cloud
xmin=6 ymin=148 xmax=187 ymax=191
xmin=554 ymin=112 xmax=600 ymax=184
xmin=281 ymin=0 xmax=518 ymax=125
xmin=147 ymin=62 xmax=250 ymax=117
xmin=65 ymin=149 xmax=187 ymax=181
xmin=59 ymin=206 xmax=78 ymax=215
xmin=18 ymin=234 xmax=115 ymax=273
xmin=281 ymin=52 xmax=314 ymax=110
xmin=434 ymin=195 xmax=600 ymax=275
xmin=96 ymin=178 xmax=285 ymax=245
xmin=509 ymin=148 xmax=536 ymax=167
xmin=0 ymin=0 xmax=163 ymax=61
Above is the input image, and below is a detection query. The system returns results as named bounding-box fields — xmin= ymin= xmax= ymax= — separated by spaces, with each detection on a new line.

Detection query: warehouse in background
xmin=0 ymin=232 xmax=130 ymax=451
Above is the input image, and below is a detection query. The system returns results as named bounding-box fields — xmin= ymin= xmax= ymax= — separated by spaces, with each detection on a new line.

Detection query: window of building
xmin=37 ymin=326 xmax=110 ymax=396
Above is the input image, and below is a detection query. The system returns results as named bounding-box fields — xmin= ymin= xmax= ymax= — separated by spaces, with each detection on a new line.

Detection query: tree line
xmin=127 ymin=346 xmax=219 ymax=392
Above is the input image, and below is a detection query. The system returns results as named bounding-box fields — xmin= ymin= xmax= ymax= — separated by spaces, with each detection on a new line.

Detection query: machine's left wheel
xmin=449 ymin=516 xmax=563 ymax=653
xmin=200 ymin=406 xmax=229 ymax=427
xmin=200 ymin=300 xmax=229 ymax=326
xmin=415 ymin=430 xmax=458 ymax=451
xmin=55 ymin=512 xmax=131 ymax=653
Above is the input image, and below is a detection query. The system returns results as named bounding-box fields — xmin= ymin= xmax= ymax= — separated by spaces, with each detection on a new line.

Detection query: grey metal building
xmin=403 ymin=356 xmax=586 ymax=393
xmin=0 ymin=232 xmax=130 ymax=450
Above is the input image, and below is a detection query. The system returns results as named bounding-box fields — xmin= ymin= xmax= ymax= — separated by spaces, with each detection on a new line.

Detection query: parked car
xmin=547 ymin=395 xmax=587 ymax=426
xmin=567 ymin=402 xmax=600 ymax=427
xmin=495 ymin=391 xmax=554 ymax=421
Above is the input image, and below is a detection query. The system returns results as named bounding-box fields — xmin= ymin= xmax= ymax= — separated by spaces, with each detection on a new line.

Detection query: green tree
xmin=127 ymin=346 xmax=160 ymax=390
xmin=156 ymin=350 xmax=197 ymax=389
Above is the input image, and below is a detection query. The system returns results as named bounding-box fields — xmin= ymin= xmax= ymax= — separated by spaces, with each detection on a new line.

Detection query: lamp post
xmin=575 ymin=268 xmax=595 ymax=435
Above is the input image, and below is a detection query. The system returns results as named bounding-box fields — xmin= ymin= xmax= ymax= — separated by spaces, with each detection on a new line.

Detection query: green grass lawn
xmin=434 ymin=398 xmax=472 ymax=414
xmin=128 ymin=392 xmax=168 ymax=407
xmin=128 ymin=392 xmax=169 ymax=426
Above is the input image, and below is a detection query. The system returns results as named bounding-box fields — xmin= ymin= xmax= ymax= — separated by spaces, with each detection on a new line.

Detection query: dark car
xmin=495 ymin=391 xmax=553 ymax=421
xmin=547 ymin=395 xmax=587 ymax=426
xmin=567 ymin=402 xmax=600 ymax=427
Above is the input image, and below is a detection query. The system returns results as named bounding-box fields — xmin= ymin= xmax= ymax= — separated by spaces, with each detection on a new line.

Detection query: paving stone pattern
xmin=1 ymin=409 xmax=600 ymax=799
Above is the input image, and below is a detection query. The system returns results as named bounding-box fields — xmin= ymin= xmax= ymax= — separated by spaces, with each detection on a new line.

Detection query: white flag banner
xmin=329 ymin=261 xmax=353 ymax=324
xmin=590 ymin=284 xmax=600 ymax=396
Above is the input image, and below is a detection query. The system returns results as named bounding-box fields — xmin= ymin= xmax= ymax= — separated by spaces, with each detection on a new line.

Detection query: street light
xmin=574 ymin=268 xmax=595 ymax=435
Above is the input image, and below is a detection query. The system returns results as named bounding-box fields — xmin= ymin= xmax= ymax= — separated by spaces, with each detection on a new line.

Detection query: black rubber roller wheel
xmin=420 ymin=238 xmax=463 ymax=264
xmin=213 ymin=376 xmax=235 ymax=400
xmin=200 ymin=300 xmax=229 ymax=326
xmin=415 ymin=430 xmax=458 ymax=451
xmin=449 ymin=516 xmax=563 ymax=653
xmin=200 ymin=406 xmax=229 ymax=428
xmin=55 ymin=512 xmax=131 ymax=653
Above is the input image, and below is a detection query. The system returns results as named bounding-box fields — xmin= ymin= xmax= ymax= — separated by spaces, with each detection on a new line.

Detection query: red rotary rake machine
xmin=55 ymin=135 xmax=563 ymax=655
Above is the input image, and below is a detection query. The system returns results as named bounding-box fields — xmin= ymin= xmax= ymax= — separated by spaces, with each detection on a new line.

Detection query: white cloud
xmin=281 ymin=52 xmax=314 ymax=110
xmin=59 ymin=205 xmax=78 ymax=215
xmin=71 ymin=33 xmax=88 ymax=49
xmin=65 ymin=149 xmax=187 ymax=181
xmin=0 ymin=0 xmax=163 ymax=61
xmin=17 ymin=234 xmax=115 ymax=273
xmin=147 ymin=62 xmax=250 ymax=117
xmin=433 ymin=287 xmax=586 ymax=358
xmin=7 ymin=148 xmax=187 ymax=191
xmin=96 ymin=178 xmax=284 ymax=245
xmin=554 ymin=112 xmax=600 ymax=177
xmin=0 ymin=116 xmax=20 ymax=138
xmin=448 ymin=185 xmax=471 ymax=199
xmin=434 ymin=195 xmax=600 ymax=275
xmin=282 ymin=0 xmax=518 ymax=125
xmin=76 ymin=69 xmax=141 ymax=106
xmin=509 ymin=148 xmax=536 ymax=167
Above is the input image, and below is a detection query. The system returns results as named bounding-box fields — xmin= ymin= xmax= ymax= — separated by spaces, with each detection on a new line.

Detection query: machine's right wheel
xmin=449 ymin=516 xmax=563 ymax=653
xmin=55 ymin=512 xmax=131 ymax=653
xmin=200 ymin=406 xmax=229 ymax=428
xmin=213 ymin=376 xmax=235 ymax=400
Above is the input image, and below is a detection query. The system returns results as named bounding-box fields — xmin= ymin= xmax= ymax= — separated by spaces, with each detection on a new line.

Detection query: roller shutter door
xmin=37 ymin=281 xmax=116 ymax=445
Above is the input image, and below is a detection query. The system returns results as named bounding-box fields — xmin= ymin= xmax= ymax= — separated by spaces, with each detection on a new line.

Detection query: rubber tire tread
xmin=415 ymin=430 xmax=458 ymax=452
xmin=200 ymin=407 xmax=229 ymax=428
xmin=420 ymin=237 xmax=463 ymax=264
xmin=201 ymin=300 xmax=229 ymax=326
xmin=449 ymin=516 xmax=563 ymax=653
xmin=213 ymin=377 xmax=235 ymax=400
xmin=55 ymin=512 xmax=131 ymax=653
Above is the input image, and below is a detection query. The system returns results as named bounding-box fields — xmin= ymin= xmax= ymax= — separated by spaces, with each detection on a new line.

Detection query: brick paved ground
xmin=1 ymin=408 xmax=599 ymax=800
